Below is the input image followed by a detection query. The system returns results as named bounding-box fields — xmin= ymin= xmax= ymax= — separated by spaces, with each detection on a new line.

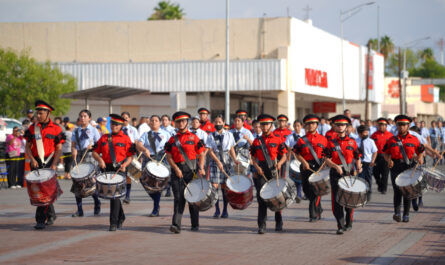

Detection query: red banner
xmin=305 ymin=68 xmax=328 ymax=88
xmin=313 ymin=102 xmax=336 ymax=113
xmin=421 ymin=84 xmax=434 ymax=103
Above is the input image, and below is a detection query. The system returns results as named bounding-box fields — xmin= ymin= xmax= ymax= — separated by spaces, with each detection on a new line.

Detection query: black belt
xmin=178 ymin=160 xmax=196 ymax=165
xmin=395 ymin=159 xmax=413 ymax=165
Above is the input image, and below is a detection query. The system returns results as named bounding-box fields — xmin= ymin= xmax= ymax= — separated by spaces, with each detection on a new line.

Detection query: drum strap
xmin=213 ymin=132 xmax=227 ymax=165
xmin=174 ymin=135 xmax=196 ymax=171
xmin=34 ymin=123 xmax=45 ymax=163
xmin=147 ymin=131 xmax=158 ymax=157
xmin=394 ymin=136 xmax=411 ymax=165
xmin=258 ymin=136 xmax=277 ymax=178
xmin=332 ymin=139 xmax=350 ymax=175
xmin=301 ymin=135 xmax=321 ymax=166
xmin=107 ymin=134 xmax=118 ymax=167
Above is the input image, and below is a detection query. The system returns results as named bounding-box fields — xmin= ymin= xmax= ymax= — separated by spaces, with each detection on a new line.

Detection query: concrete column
xmin=196 ymin=92 xmax=211 ymax=109
xmin=277 ymin=90 xmax=295 ymax=122
xmin=170 ymin=92 xmax=187 ymax=111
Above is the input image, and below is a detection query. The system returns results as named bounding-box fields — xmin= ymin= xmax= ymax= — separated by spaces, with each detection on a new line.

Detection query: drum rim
xmin=144 ymin=161 xmax=170 ymax=178
xmin=259 ymin=178 xmax=288 ymax=199
xmin=25 ymin=168 xmax=56 ymax=182
xmin=337 ymin=176 xmax=369 ymax=192
xmin=395 ymin=169 xmax=424 ymax=186
xmin=70 ymin=163 xmax=97 ymax=178
xmin=96 ymin=172 xmax=125 ymax=183
xmin=226 ymin=174 xmax=252 ymax=193
xmin=184 ymin=178 xmax=213 ymax=203
xmin=308 ymin=169 xmax=330 ymax=182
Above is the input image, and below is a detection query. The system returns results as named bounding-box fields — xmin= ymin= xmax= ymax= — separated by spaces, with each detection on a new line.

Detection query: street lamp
xmin=224 ymin=0 xmax=230 ymax=123
xmin=340 ymin=2 xmax=375 ymax=112
xmin=399 ymin=36 xmax=431 ymax=114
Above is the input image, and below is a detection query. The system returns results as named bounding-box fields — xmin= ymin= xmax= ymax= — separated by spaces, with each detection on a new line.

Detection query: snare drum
xmin=289 ymin=160 xmax=301 ymax=175
xmin=423 ymin=167 xmax=445 ymax=192
xmin=96 ymin=172 xmax=126 ymax=199
xmin=225 ymin=175 xmax=253 ymax=210
xmin=336 ymin=177 xmax=369 ymax=208
xmin=395 ymin=168 xmax=427 ymax=199
xmin=308 ymin=169 xmax=331 ymax=196
xmin=25 ymin=169 xmax=63 ymax=206
xmin=260 ymin=178 xmax=297 ymax=212
xmin=184 ymin=178 xmax=218 ymax=211
xmin=70 ymin=163 xmax=97 ymax=198
xmin=127 ymin=159 xmax=142 ymax=180
xmin=234 ymin=148 xmax=250 ymax=175
xmin=140 ymin=161 xmax=170 ymax=193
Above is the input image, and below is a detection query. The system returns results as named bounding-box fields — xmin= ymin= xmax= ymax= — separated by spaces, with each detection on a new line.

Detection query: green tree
xmin=417 ymin=48 xmax=434 ymax=63
xmin=148 ymin=1 xmax=185 ymax=20
xmin=380 ymin=35 xmax=395 ymax=60
xmin=0 ymin=48 xmax=76 ymax=119
xmin=385 ymin=48 xmax=418 ymax=76
xmin=367 ymin=38 xmax=379 ymax=51
xmin=410 ymin=58 xmax=445 ymax=101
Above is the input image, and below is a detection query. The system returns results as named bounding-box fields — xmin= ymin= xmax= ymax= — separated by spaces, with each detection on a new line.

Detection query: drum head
xmin=226 ymin=175 xmax=252 ymax=193
xmin=290 ymin=160 xmax=301 ymax=172
xmin=308 ymin=169 xmax=330 ymax=182
xmin=25 ymin=169 xmax=55 ymax=182
xmin=260 ymin=179 xmax=287 ymax=200
xmin=184 ymin=179 xmax=211 ymax=203
xmin=146 ymin=161 xmax=170 ymax=178
xmin=423 ymin=168 xmax=445 ymax=179
xmin=396 ymin=169 xmax=423 ymax=187
xmin=96 ymin=173 xmax=124 ymax=184
xmin=131 ymin=159 xmax=142 ymax=169
xmin=71 ymin=163 xmax=96 ymax=179
xmin=338 ymin=177 xmax=368 ymax=192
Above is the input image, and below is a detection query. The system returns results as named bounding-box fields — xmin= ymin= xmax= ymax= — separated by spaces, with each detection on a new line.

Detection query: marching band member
xmin=293 ymin=115 xmax=328 ymax=222
xmin=233 ymin=109 xmax=252 ymax=131
xmin=198 ymin=108 xmax=215 ymax=134
xmin=250 ymin=114 xmax=287 ymax=234
xmin=161 ymin=115 xmax=176 ymax=136
xmin=273 ymin=114 xmax=292 ymax=142
xmin=325 ymin=115 xmax=362 ymax=235
xmin=356 ymin=125 xmax=378 ymax=201
xmin=165 ymin=112 xmax=206 ymax=233
xmin=24 ymin=100 xmax=65 ymax=230
xmin=207 ymin=115 xmax=238 ymax=218
xmin=121 ymin=112 xmax=139 ymax=204
xmin=230 ymin=116 xmax=254 ymax=176
xmin=370 ymin=118 xmax=393 ymax=194
xmin=190 ymin=116 xmax=209 ymax=143
xmin=325 ymin=118 xmax=337 ymax=141
xmin=383 ymin=115 xmax=424 ymax=223
xmin=71 ymin=109 xmax=102 ymax=217
xmin=285 ymin=120 xmax=304 ymax=199
xmin=136 ymin=115 xmax=171 ymax=217
xmin=92 ymin=114 xmax=134 ymax=231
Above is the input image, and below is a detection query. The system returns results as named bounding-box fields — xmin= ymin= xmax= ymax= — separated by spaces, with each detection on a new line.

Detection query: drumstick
xmin=79 ymin=149 xmax=89 ymax=165
xmin=157 ymin=152 xmax=167 ymax=165
xmin=315 ymin=161 xmax=326 ymax=174
xmin=342 ymin=177 xmax=350 ymax=188
xmin=432 ymin=151 xmax=445 ymax=170
xmin=136 ymin=152 xmax=143 ymax=161
xmin=74 ymin=154 xmax=80 ymax=174
xmin=110 ymin=167 xmax=121 ymax=180
xmin=410 ymin=161 xmax=420 ymax=179
xmin=182 ymin=178 xmax=193 ymax=196
xmin=128 ymin=175 xmax=139 ymax=184
xmin=221 ymin=169 xmax=234 ymax=183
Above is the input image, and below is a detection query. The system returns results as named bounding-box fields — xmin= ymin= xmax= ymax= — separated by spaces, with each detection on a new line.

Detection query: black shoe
xmin=46 ymin=216 xmax=56 ymax=226
xmin=72 ymin=211 xmax=84 ymax=217
xmin=165 ymin=190 xmax=171 ymax=197
xmin=393 ymin=214 xmax=401 ymax=222
xmin=149 ymin=210 xmax=160 ymax=217
xmin=221 ymin=211 xmax=229 ymax=218
xmin=258 ymin=227 xmax=266 ymax=234
xmin=275 ymin=222 xmax=283 ymax=232
xmin=336 ymin=228 xmax=344 ymax=235
xmin=309 ymin=217 xmax=317 ymax=222
xmin=345 ymin=225 xmax=352 ymax=231
xmin=302 ymin=196 xmax=308 ymax=201
xmin=419 ymin=199 xmax=423 ymax=207
xmin=34 ymin=223 xmax=46 ymax=230
xmin=123 ymin=198 xmax=130 ymax=204
xmin=402 ymin=215 xmax=409 ymax=222
xmin=367 ymin=192 xmax=372 ymax=202
xmin=109 ymin=225 xmax=117 ymax=231
xmin=170 ymin=225 xmax=180 ymax=234
xmin=412 ymin=200 xmax=419 ymax=212
xmin=94 ymin=207 xmax=101 ymax=216
xmin=213 ymin=211 xmax=220 ymax=218
xmin=191 ymin=226 xmax=199 ymax=232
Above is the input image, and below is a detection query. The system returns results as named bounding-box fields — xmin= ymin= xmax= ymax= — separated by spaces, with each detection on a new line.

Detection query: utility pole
xmin=377 ymin=5 xmax=380 ymax=52
xmin=438 ymin=38 xmax=444 ymax=65
xmin=365 ymin=42 xmax=371 ymax=120
xmin=303 ymin=5 xmax=312 ymax=20
xmin=224 ymin=0 xmax=230 ymax=123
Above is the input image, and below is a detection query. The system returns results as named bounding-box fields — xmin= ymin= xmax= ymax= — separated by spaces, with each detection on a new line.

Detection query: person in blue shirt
xmin=356 ymin=125 xmax=378 ymax=201
xmin=161 ymin=114 xmax=176 ymax=136
xmin=230 ymin=116 xmax=254 ymax=176
xmin=429 ymin=120 xmax=441 ymax=164
xmin=136 ymin=115 xmax=171 ymax=217
xmin=71 ymin=109 xmax=102 ymax=217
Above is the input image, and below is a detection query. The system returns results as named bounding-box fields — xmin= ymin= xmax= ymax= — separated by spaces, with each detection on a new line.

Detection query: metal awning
xmin=61 ymin=85 xmax=150 ymax=113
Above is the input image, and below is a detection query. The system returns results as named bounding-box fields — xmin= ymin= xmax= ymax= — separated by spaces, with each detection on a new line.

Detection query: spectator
xmin=25 ymin=109 xmax=34 ymax=122
xmin=138 ymin=117 xmax=151 ymax=136
xmin=63 ymin=117 xmax=70 ymax=127
xmin=430 ymin=120 xmax=441 ymax=164
xmin=438 ymin=120 xmax=445 ymax=165
xmin=62 ymin=123 xmax=75 ymax=179
xmin=317 ymin=118 xmax=331 ymax=136
xmin=5 ymin=127 xmax=23 ymax=188
xmin=131 ymin=117 xmax=138 ymax=127
xmin=96 ymin=117 xmax=109 ymax=136
xmin=420 ymin=121 xmax=431 ymax=145
xmin=344 ymin=109 xmax=360 ymax=130
xmin=17 ymin=121 xmax=29 ymax=187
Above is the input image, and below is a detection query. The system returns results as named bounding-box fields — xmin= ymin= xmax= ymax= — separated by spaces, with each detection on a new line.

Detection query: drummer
xmin=250 ymin=114 xmax=287 ymax=234
xmin=206 ymin=115 xmax=239 ymax=218
xmin=325 ymin=118 xmax=337 ymax=141
xmin=383 ymin=115 xmax=424 ymax=223
xmin=285 ymin=120 xmax=304 ymax=199
xmin=198 ymin=108 xmax=215 ymax=134
xmin=121 ymin=112 xmax=140 ymax=205
xmin=136 ymin=115 xmax=171 ymax=217
xmin=273 ymin=114 xmax=293 ymax=142
xmin=325 ymin=115 xmax=362 ymax=235
xmin=71 ymin=109 xmax=102 ymax=217
xmin=165 ymin=111 xmax=206 ymax=233
xmin=24 ymin=100 xmax=65 ymax=230
xmin=92 ymin=114 xmax=134 ymax=231
xmin=233 ymin=109 xmax=252 ymax=131
xmin=370 ymin=118 xmax=393 ymax=194
xmin=293 ymin=114 xmax=328 ymax=222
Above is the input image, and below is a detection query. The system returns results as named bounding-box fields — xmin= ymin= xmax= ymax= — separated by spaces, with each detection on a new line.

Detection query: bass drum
xmin=25 ymin=169 xmax=63 ymax=206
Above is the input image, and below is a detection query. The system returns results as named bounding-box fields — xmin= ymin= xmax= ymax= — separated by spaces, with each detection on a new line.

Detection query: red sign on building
xmin=365 ymin=55 xmax=374 ymax=90
xmin=388 ymin=80 xmax=400 ymax=98
xmin=313 ymin=102 xmax=336 ymax=113
xmin=305 ymin=68 xmax=328 ymax=88
xmin=421 ymin=84 xmax=434 ymax=103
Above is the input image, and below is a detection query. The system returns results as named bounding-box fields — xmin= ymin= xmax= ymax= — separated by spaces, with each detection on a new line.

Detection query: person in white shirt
xmin=231 ymin=117 xmax=254 ymax=174
xmin=347 ymin=124 xmax=358 ymax=139
xmin=356 ymin=125 xmax=378 ymax=201
xmin=206 ymin=115 xmax=239 ymax=218
xmin=137 ymin=117 xmax=151 ymax=136
xmin=317 ymin=118 xmax=331 ymax=136
xmin=420 ymin=121 xmax=431 ymax=145
xmin=285 ymin=120 xmax=304 ymax=199
xmin=252 ymin=120 xmax=262 ymax=138
xmin=161 ymin=115 xmax=176 ymax=136
xmin=136 ymin=115 xmax=171 ymax=216
xmin=439 ymin=120 xmax=445 ymax=165
xmin=121 ymin=111 xmax=140 ymax=204
xmin=190 ymin=116 xmax=209 ymax=143
xmin=344 ymin=109 xmax=360 ymax=130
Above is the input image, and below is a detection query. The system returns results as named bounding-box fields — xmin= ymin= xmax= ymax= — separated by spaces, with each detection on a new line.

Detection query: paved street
xmin=0 ymin=164 xmax=444 ymax=265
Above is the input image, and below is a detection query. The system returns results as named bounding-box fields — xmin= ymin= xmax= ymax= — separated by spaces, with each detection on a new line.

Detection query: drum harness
xmin=174 ymin=135 xmax=198 ymax=193
xmin=393 ymin=136 xmax=412 ymax=166
xmin=107 ymin=134 xmax=123 ymax=171
xmin=258 ymin=137 xmax=278 ymax=179
xmin=213 ymin=132 xmax=229 ymax=177
xmin=147 ymin=131 xmax=160 ymax=160
xmin=34 ymin=123 xmax=54 ymax=169
xmin=301 ymin=136 xmax=321 ymax=167
xmin=332 ymin=139 xmax=354 ymax=187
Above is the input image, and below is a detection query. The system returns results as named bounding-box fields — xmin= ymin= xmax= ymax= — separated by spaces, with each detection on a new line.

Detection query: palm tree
xmin=148 ymin=1 xmax=185 ymax=20
xmin=418 ymin=48 xmax=434 ymax=62
xmin=367 ymin=38 xmax=379 ymax=50
xmin=379 ymin=35 xmax=395 ymax=60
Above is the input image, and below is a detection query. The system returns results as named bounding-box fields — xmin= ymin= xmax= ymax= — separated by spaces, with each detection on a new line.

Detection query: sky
xmin=0 ymin=0 xmax=444 ymax=62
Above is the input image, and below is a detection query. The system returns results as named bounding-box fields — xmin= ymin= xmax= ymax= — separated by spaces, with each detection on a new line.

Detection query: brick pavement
xmin=0 ymin=164 xmax=444 ymax=265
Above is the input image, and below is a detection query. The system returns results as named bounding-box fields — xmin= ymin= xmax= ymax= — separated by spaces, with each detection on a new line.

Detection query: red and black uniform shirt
xmin=371 ymin=130 xmax=393 ymax=154
xmin=325 ymin=135 xmax=360 ymax=165
xmin=200 ymin=120 xmax=215 ymax=134
xmin=383 ymin=133 xmax=424 ymax=160
xmin=94 ymin=131 xmax=134 ymax=164
xmin=293 ymin=132 xmax=328 ymax=162
xmin=273 ymin=127 xmax=292 ymax=142
xmin=325 ymin=129 xmax=337 ymax=141
xmin=24 ymin=119 xmax=65 ymax=159
xmin=250 ymin=132 xmax=287 ymax=162
xmin=165 ymin=130 xmax=205 ymax=164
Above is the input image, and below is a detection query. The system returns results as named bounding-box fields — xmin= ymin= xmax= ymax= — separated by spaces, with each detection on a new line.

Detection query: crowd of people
xmin=6 ymin=100 xmax=445 ymax=235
